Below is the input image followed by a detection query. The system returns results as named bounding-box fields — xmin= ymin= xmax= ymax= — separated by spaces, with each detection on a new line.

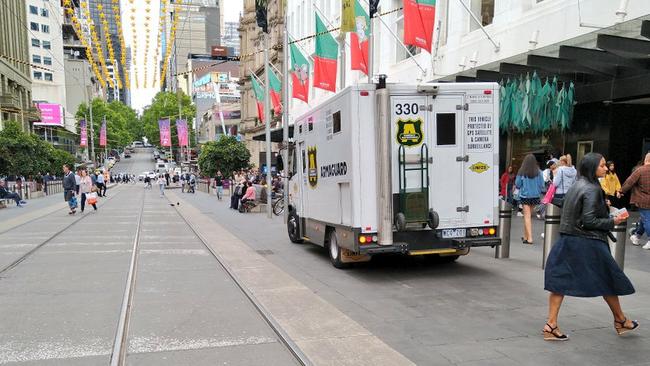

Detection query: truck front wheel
xmin=328 ymin=230 xmax=347 ymax=269
xmin=287 ymin=213 xmax=303 ymax=243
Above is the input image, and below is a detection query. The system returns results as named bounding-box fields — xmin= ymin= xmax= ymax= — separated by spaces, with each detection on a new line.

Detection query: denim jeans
xmin=636 ymin=209 xmax=650 ymax=236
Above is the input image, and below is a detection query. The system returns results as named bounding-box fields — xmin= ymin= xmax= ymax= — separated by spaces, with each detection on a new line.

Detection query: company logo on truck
xmin=469 ymin=162 xmax=490 ymax=173
xmin=308 ymin=146 xmax=318 ymax=188
xmin=396 ymin=118 xmax=423 ymax=146
xmin=321 ymin=162 xmax=348 ymax=178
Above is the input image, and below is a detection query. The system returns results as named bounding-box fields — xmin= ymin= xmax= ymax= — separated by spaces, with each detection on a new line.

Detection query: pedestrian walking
xmin=601 ymin=160 xmax=622 ymax=208
xmin=74 ymin=168 xmax=81 ymax=194
xmin=95 ymin=171 xmax=106 ymax=197
xmin=499 ymin=165 xmax=516 ymax=204
xmin=165 ymin=171 xmax=170 ymax=186
xmin=157 ymin=175 xmax=166 ymax=197
xmin=543 ymin=152 xmax=636 ymax=341
xmin=79 ymin=169 xmax=97 ymax=213
xmin=215 ymin=171 xmax=224 ymax=200
xmin=515 ymin=154 xmax=544 ymax=244
xmin=552 ymin=154 xmax=577 ymax=201
xmin=63 ymin=164 xmax=77 ymax=215
xmin=619 ymin=153 xmax=650 ymax=248
xmin=0 ymin=179 xmax=27 ymax=207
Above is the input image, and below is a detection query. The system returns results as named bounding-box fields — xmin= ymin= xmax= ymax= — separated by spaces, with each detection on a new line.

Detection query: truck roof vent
xmin=417 ymin=85 xmax=439 ymax=95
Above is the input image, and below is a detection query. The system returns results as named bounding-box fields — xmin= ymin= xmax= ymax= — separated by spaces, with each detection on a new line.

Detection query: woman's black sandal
xmin=615 ymin=318 xmax=639 ymax=335
xmin=543 ymin=323 xmax=569 ymax=341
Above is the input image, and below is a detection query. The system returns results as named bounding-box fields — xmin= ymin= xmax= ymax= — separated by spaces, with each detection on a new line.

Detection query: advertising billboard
xmin=34 ymin=103 xmax=64 ymax=126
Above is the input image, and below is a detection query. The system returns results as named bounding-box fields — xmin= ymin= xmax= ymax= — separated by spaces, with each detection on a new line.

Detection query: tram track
xmin=0 ymin=187 xmax=125 ymax=277
xmin=168 ymin=198 xmax=311 ymax=366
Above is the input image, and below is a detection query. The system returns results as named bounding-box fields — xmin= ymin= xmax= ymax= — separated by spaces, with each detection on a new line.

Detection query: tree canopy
xmin=76 ymin=98 xmax=140 ymax=149
xmin=198 ymin=136 xmax=251 ymax=177
xmin=140 ymin=91 xmax=196 ymax=147
xmin=0 ymin=121 xmax=75 ymax=176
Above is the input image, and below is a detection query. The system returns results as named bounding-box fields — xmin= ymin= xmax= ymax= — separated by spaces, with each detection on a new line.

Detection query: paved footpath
xmin=173 ymin=190 xmax=650 ymax=366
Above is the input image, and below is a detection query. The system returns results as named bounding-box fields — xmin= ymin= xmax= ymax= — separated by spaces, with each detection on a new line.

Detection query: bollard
xmin=495 ymin=199 xmax=512 ymax=258
xmin=542 ymin=203 xmax=562 ymax=269
xmin=609 ymin=221 xmax=628 ymax=270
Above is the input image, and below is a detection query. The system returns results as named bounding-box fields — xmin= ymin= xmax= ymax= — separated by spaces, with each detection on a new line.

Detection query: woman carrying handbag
xmin=79 ymin=169 xmax=97 ymax=212
xmin=543 ymin=153 xmax=637 ymax=341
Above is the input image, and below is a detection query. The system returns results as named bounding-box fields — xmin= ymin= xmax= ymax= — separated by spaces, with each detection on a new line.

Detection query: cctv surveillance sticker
xmin=469 ymin=162 xmax=490 ymax=173
xmin=396 ymin=118 xmax=424 ymax=147
xmin=307 ymin=146 xmax=318 ymax=188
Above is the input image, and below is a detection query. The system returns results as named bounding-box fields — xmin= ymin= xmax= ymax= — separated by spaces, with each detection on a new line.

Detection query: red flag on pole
xmin=314 ymin=13 xmax=338 ymax=92
xmin=290 ymin=40 xmax=310 ymax=103
xmin=403 ymin=0 xmax=436 ymax=52
xmin=250 ymin=74 xmax=265 ymax=121
xmin=350 ymin=0 xmax=370 ymax=75
xmin=268 ymin=66 xmax=282 ymax=115
xmin=159 ymin=118 xmax=171 ymax=147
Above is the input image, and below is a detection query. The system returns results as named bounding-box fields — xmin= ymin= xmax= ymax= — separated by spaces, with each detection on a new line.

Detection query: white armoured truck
xmin=286 ymin=81 xmax=501 ymax=268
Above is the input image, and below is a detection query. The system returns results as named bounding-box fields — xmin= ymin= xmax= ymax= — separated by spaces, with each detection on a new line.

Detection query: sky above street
xmin=126 ymin=0 xmax=243 ymax=113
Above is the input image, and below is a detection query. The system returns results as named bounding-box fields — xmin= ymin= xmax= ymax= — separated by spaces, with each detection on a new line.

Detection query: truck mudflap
xmin=358 ymin=232 xmax=500 ymax=255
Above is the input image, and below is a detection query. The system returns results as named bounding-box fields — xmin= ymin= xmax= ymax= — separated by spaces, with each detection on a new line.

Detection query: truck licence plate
xmin=442 ymin=229 xmax=466 ymax=239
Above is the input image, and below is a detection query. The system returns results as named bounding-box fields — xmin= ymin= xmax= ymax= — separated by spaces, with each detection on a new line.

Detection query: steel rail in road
xmin=109 ymin=190 xmax=145 ymax=366
xmin=0 ymin=188 xmax=125 ymax=277
xmin=169 ymin=200 xmax=311 ymax=366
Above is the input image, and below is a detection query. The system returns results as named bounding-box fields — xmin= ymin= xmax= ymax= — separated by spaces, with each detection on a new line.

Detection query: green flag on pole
xmin=314 ymin=13 xmax=338 ymax=92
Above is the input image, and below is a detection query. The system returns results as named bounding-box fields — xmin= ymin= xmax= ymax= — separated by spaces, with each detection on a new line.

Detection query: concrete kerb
xmin=166 ymin=190 xmax=415 ymax=366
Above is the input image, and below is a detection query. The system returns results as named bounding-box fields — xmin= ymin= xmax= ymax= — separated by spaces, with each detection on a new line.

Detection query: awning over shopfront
xmin=446 ymin=16 xmax=650 ymax=105
xmin=252 ymin=125 xmax=294 ymax=143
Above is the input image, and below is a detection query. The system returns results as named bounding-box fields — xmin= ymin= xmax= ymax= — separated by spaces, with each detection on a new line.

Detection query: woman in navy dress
xmin=543 ymin=153 xmax=637 ymax=341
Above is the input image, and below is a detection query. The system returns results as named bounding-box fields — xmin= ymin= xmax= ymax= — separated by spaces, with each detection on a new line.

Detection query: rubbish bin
xmin=609 ymin=222 xmax=628 ymax=270
xmin=495 ymin=199 xmax=512 ymax=259
xmin=542 ymin=203 xmax=562 ymax=269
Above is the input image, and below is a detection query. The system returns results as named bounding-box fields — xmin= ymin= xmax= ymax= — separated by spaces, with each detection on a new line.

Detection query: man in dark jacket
xmin=63 ymin=164 xmax=77 ymax=214
xmin=0 ymin=180 xmax=26 ymax=207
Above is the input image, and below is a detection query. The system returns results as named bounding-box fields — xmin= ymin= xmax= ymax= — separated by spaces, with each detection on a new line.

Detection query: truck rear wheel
xmin=287 ymin=212 xmax=303 ymax=243
xmin=328 ymin=230 xmax=348 ymax=269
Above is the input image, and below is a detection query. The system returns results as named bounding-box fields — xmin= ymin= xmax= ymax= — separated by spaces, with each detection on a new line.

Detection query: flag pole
xmin=264 ymin=33 xmax=273 ymax=219
xmin=282 ymin=15 xmax=290 ymax=224
xmin=367 ymin=5 xmax=374 ymax=83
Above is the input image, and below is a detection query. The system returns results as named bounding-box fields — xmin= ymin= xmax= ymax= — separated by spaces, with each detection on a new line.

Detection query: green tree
xmin=198 ymin=136 xmax=251 ymax=177
xmin=76 ymin=98 xmax=140 ymax=151
xmin=0 ymin=121 xmax=74 ymax=177
xmin=141 ymin=91 xmax=196 ymax=147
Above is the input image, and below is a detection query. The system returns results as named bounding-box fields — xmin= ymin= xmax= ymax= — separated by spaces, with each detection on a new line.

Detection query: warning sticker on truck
xmin=466 ymin=114 xmax=493 ymax=151
xmin=469 ymin=162 xmax=490 ymax=173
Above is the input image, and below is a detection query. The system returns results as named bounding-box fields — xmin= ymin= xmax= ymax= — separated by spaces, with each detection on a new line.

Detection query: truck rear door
xmin=429 ymin=95 xmax=467 ymax=227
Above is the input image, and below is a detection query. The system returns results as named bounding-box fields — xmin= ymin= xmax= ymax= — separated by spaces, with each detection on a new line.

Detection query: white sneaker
xmin=642 ymin=243 xmax=650 ymax=250
xmin=630 ymin=234 xmax=642 ymax=246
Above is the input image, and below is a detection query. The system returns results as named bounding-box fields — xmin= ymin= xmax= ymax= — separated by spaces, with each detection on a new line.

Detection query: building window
xmin=41 ymin=24 xmax=50 ymax=33
xmin=44 ymin=73 xmax=53 ymax=81
xmin=470 ymin=0 xmax=494 ymax=31
xmin=34 ymin=71 xmax=43 ymax=80
xmin=41 ymin=8 xmax=49 ymax=17
xmin=30 ymin=22 xmax=39 ymax=31
xmin=43 ymin=57 xmax=52 ymax=66
xmin=31 ymin=38 xmax=41 ymax=47
xmin=333 ymin=111 xmax=342 ymax=134
xmin=436 ymin=113 xmax=456 ymax=146
xmin=42 ymin=40 xmax=51 ymax=49
xmin=29 ymin=5 xmax=38 ymax=15
xmin=33 ymin=55 xmax=42 ymax=64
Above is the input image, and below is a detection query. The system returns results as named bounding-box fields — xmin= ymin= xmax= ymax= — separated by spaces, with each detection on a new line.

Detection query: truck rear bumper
xmin=358 ymin=234 xmax=500 ymax=255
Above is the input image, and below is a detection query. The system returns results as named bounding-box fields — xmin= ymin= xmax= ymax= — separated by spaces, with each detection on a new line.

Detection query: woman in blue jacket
xmin=516 ymin=154 xmax=545 ymax=244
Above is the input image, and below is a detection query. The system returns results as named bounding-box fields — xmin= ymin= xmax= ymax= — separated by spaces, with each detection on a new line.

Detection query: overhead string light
xmin=63 ymin=0 xmax=106 ymax=88
xmin=98 ymin=3 xmax=121 ymax=89
xmin=112 ymin=0 xmax=130 ymax=90
xmin=129 ymin=0 xmax=138 ymax=89
xmin=85 ymin=2 xmax=113 ymax=88
xmin=160 ymin=0 xmax=181 ymax=88
xmin=152 ymin=0 xmax=168 ymax=88
xmin=142 ymin=0 xmax=151 ymax=87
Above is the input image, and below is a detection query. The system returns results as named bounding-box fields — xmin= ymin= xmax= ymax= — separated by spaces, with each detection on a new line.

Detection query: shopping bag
xmin=87 ymin=192 xmax=98 ymax=205
xmin=541 ymin=184 xmax=556 ymax=205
